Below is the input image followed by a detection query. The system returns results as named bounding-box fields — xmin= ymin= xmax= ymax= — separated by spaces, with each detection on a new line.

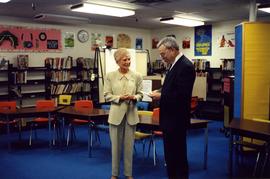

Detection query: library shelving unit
xmin=0 ymin=59 xmax=9 ymax=100
xmin=76 ymin=57 xmax=95 ymax=100
xmin=44 ymin=56 xmax=78 ymax=103
xmin=199 ymin=67 xmax=224 ymax=120
xmin=44 ymin=56 xmax=100 ymax=105
xmin=8 ymin=65 xmax=46 ymax=107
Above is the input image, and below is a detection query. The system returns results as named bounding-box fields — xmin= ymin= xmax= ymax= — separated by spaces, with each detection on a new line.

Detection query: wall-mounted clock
xmin=77 ymin=30 xmax=89 ymax=43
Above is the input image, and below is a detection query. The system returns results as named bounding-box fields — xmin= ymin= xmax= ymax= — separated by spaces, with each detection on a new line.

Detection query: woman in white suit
xmin=104 ymin=48 xmax=143 ymax=179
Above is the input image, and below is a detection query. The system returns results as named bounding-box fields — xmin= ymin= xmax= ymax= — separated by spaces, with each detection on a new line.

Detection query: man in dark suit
xmin=150 ymin=37 xmax=195 ymax=179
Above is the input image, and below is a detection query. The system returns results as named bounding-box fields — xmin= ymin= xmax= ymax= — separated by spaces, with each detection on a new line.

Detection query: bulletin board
xmin=0 ymin=25 xmax=62 ymax=52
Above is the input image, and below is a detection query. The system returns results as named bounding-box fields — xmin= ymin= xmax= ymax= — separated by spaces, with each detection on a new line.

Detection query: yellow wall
xmin=243 ymin=22 xmax=270 ymax=120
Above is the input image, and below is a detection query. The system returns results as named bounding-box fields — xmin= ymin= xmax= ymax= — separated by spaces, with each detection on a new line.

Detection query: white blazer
xmin=104 ymin=70 xmax=143 ymax=125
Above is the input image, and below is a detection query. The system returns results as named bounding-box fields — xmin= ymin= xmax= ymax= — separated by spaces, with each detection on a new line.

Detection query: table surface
xmin=139 ymin=115 xmax=208 ymax=129
xmin=229 ymin=119 xmax=270 ymax=141
xmin=0 ymin=106 xmax=62 ymax=116
xmin=57 ymin=106 xmax=109 ymax=117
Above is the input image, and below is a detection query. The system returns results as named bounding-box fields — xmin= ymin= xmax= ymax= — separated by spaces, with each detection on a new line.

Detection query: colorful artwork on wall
xmin=64 ymin=32 xmax=74 ymax=48
xmin=105 ymin=36 xmax=113 ymax=48
xmin=217 ymin=32 xmax=235 ymax=48
xmin=135 ymin=38 xmax=143 ymax=50
xmin=152 ymin=37 xmax=159 ymax=49
xmin=0 ymin=25 xmax=62 ymax=52
xmin=117 ymin=33 xmax=131 ymax=48
xmin=182 ymin=37 xmax=191 ymax=49
xmin=195 ymin=25 xmax=212 ymax=56
xmin=91 ymin=33 xmax=102 ymax=51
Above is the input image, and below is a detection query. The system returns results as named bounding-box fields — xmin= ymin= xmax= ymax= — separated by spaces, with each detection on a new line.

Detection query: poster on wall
xmin=0 ymin=25 xmax=62 ymax=52
xmin=117 ymin=33 xmax=131 ymax=48
xmin=105 ymin=35 xmax=113 ymax=48
xmin=135 ymin=38 xmax=143 ymax=50
xmin=91 ymin=33 xmax=102 ymax=51
xmin=217 ymin=32 xmax=235 ymax=48
xmin=194 ymin=25 xmax=212 ymax=56
xmin=182 ymin=37 xmax=191 ymax=49
xmin=152 ymin=37 xmax=159 ymax=49
xmin=64 ymin=32 xmax=74 ymax=48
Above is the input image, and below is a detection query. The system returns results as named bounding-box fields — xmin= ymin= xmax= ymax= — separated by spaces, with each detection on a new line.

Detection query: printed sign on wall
xmin=0 ymin=25 xmax=62 ymax=52
xmin=194 ymin=25 xmax=212 ymax=56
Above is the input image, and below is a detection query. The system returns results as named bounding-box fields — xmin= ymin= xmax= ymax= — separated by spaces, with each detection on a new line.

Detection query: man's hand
xmin=149 ymin=90 xmax=161 ymax=100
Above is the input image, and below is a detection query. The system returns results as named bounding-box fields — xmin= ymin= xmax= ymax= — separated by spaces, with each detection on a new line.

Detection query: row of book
xmin=45 ymin=56 xmax=73 ymax=69
xmin=50 ymin=82 xmax=91 ymax=95
xmin=17 ymin=55 xmax=29 ymax=69
xmin=77 ymin=70 xmax=92 ymax=80
xmin=76 ymin=57 xmax=95 ymax=69
xmin=49 ymin=71 xmax=75 ymax=82
xmin=221 ymin=59 xmax=234 ymax=71
xmin=11 ymin=71 xmax=27 ymax=84
xmin=193 ymin=59 xmax=210 ymax=71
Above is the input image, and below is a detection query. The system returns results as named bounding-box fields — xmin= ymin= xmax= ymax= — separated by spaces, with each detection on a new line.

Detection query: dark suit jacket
xmin=160 ymin=55 xmax=195 ymax=133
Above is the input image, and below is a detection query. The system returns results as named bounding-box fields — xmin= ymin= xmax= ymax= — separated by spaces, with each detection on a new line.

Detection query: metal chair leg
xmin=66 ymin=124 xmax=71 ymax=146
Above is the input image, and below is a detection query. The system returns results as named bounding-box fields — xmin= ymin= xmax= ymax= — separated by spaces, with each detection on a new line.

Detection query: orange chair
xmin=29 ymin=100 xmax=57 ymax=146
xmin=0 ymin=101 xmax=21 ymax=135
xmin=66 ymin=100 xmax=100 ymax=147
xmin=190 ymin=96 xmax=199 ymax=118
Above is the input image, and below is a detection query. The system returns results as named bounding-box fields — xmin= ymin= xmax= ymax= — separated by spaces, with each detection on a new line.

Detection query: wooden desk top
xmin=229 ymin=119 xmax=270 ymax=141
xmin=57 ymin=106 xmax=109 ymax=118
xmin=138 ymin=115 xmax=208 ymax=130
xmin=0 ymin=106 xmax=63 ymax=118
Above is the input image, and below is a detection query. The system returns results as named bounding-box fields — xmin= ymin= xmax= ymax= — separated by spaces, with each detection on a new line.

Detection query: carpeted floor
xmin=0 ymin=121 xmax=266 ymax=179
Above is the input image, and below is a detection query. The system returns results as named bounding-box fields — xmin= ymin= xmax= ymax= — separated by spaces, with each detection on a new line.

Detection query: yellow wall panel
xmin=242 ymin=23 xmax=270 ymax=120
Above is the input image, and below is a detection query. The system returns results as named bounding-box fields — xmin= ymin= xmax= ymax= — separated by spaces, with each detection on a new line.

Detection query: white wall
xmin=0 ymin=16 xmax=151 ymax=67
xmin=150 ymin=19 xmax=242 ymax=67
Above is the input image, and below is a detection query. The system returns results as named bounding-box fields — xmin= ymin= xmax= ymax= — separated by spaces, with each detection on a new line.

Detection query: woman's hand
xmin=120 ymin=94 xmax=136 ymax=102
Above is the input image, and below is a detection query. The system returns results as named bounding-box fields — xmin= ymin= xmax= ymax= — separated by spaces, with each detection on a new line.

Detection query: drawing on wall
xmin=135 ymin=38 xmax=143 ymax=50
xmin=64 ymin=32 xmax=74 ymax=48
xmin=105 ymin=36 xmax=113 ymax=49
xmin=152 ymin=37 xmax=159 ymax=49
xmin=182 ymin=37 xmax=191 ymax=49
xmin=217 ymin=32 xmax=235 ymax=48
xmin=0 ymin=25 xmax=62 ymax=52
xmin=91 ymin=33 xmax=102 ymax=50
xmin=117 ymin=33 xmax=131 ymax=48
xmin=195 ymin=25 xmax=212 ymax=56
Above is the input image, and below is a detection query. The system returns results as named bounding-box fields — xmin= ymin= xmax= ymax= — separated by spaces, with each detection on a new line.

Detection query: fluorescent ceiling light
xmin=71 ymin=3 xmax=135 ymax=17
xmin=0 ymin=0 xmax=11 ymax=3
xmin=258 ymin=4 xmax=270 ymax=13
xmin=160 ymin=17 xmax=204 ymax=27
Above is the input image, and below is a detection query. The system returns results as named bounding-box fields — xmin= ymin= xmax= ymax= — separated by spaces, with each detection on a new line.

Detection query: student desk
xmin=57 ymin=106 xmax=109 ymax=157
xmin=138 ymin=115 xmax=209 ymax=169
xmin=0 ymin=107 xmax=62 ymax=150
xmin=228 ymin=119 xmax=270 ymax=176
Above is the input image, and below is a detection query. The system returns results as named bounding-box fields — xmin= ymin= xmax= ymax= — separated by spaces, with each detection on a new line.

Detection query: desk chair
xmin=190 ymin=96 xmax=199 ymax=118
xmin=135 ymin=110 xmax=158 ymax=165
xmin=66 ymin=100 xmax=100 ymax=147
xmin=29 ymin=100 xmax=57 ymax=146
xmin=0 ymin=101 xmax=22 ymax=137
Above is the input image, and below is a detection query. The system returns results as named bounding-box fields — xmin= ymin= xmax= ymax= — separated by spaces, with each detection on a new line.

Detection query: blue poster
xmin=136 ymin=38 xmax=143 ymax=50
xmin=195 ymin=25 xmax=212 ymax=56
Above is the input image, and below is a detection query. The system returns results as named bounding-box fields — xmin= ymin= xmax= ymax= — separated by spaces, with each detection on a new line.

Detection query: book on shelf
xmin=17 ymin=55 xmax=29 ymax=69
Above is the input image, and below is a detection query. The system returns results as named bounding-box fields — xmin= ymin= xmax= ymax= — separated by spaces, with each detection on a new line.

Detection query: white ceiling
xmin=1 ymin=0 xmax=270 ymax=29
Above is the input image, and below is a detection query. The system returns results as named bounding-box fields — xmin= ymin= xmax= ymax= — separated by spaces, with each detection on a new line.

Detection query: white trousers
xmin=109 ymin=116 xmax=136 ymax=177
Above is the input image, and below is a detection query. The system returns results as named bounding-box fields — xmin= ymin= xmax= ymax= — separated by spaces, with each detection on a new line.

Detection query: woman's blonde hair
xmin=114 ymin=48 xmax=130 ymax=63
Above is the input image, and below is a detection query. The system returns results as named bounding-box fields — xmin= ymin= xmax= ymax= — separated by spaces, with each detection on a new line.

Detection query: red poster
xmin=0 ymin=25 xmax=62 ymax=52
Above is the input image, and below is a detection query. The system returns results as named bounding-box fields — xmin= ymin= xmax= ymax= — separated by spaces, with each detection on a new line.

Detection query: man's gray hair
xmin=157 ymin=36 xmax=179 ymax=50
